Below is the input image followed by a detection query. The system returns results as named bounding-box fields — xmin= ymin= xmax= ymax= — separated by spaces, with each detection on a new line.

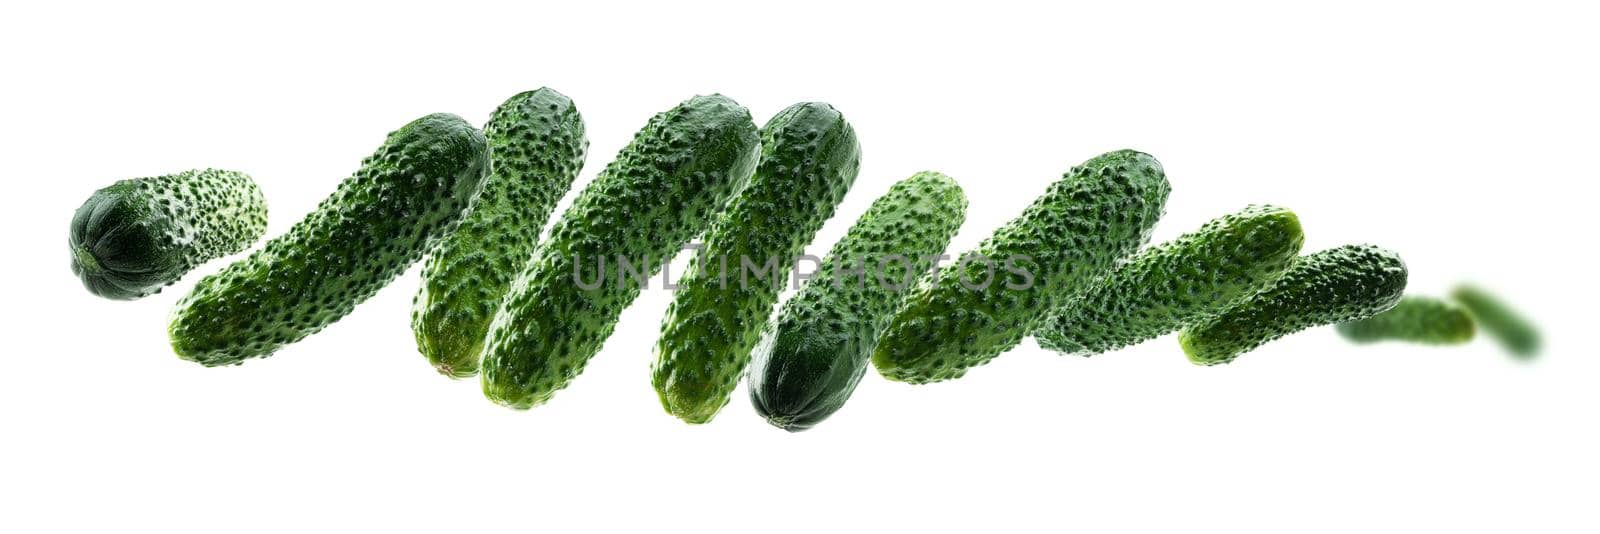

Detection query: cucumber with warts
xmin=169 ymin=113 xmax=489 ymax=366
xmin=69 ymin=169 xmax=267 ymax=300
xmin=748 ymin=171 xmax=967 ymax=431
xmin=413 ymin=88 xmax=587 ymax=378
xmin=872 ymin=149 xmax=1170 ymax=384
xmin=1034 ymin=205 xmax=1303 ymax=356
xmin=480 ymin=94 xmax=760 ymax=410
xmin=652 ymin=102 xmax=861 ymax=424
xmin=1180 ymin=244 xmax=1408 ymax=365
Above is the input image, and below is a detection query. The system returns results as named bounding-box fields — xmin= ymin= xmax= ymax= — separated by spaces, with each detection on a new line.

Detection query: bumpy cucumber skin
xmin=413 ymin=88 xmax=588 ymax=379
xmin=169 ymin=114 xmax=489 ymax=366
xmin=1335 ymin=295 xmax=1475 ymax=345
xmin=1180 ymin=244 xmax=1408 ymax=365
xmin=652 ymin=102 xmax=861 ymax=424
xmin=480 ymin=95 xmax=760 ymax=410
xmin=1450 ymin=284 xmax=1541 ymax=357
xmin=69 ymin=169 xmax=267 ymax=300
xmin=1035 ymin=205 xmax=1304 ymax=356
xmin=872 ymin=150 xmax=1170 ymax=384
xmin=749 ymin=172 xmax=967 ymax=431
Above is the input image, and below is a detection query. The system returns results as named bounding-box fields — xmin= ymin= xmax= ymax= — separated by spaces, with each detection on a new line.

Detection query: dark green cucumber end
xmin=753 ymin=392 xmax=845 ymax=432
xmin=69 ymin=191 xmax=186 ymax=300
xmin=71 ymin=244 xmax=104 ymax=275
xmin=760 ymin=411 xmax=819 ymax=433
xmin=749 ymin=325 xmax=867 ymax=432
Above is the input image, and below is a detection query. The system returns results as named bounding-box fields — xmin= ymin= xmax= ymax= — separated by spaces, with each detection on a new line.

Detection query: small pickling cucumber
xmin=1180 ymin=244 xmax=1408 ymax=365
xmin=872 ymin=149 xmax=1170 ymax=384
xmin=169 ymin=113 xmax=489 ymax=366
xmin=413 ymin=88 xmax=587 ymax=378
xmin=652 ymin=102 xmax=861 ymax=424
xmin=748 ymin=172 xmax=967 ymax=431
xmin=1034 ymin=205 xmax=1303 ymax=356
xmin=69 ymin=169 xmax=267 ymax=300
xmin=480 ymin=94 xmax=760 ymax=410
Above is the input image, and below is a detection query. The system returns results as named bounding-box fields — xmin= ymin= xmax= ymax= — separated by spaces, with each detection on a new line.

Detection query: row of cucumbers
xmin=69 ymin=89 xmax=1539 ymax=431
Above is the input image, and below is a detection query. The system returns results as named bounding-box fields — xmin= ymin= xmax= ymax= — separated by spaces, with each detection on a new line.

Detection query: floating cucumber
xmin=1335 ymin=295 xmax=1475 ymax=345
xmin=69 ymin=169 xmax=268 ymax=300
xmin=1034 ymin=204 xmax=1303 ymax=356
xmin=169 ymin=114 xmax=489 ymax=366
xmin=1180 ymin=244 xmax=1408 ymax=365
xmin=1451 ymin=284 xmax=1541 ymax=357
xmin=480 ymin=95 xmax=760 ymax=410
xmin=413 ymin=88 xmax=587 ymax=378
xmin=872 ymin=149 xmax=1170 ymax=384
xmin=652 ymin=102 xmax=861 ymax=424
xmin=749 ymin=172 xmax=967 ymax=431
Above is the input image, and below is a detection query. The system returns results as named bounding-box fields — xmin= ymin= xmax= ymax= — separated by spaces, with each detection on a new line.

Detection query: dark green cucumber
xmin=169 ymin=114 xmax=489 ymax=366
xmin=652 ymin=102 xmax=861 ymax=424
xmin=69 ymin=169 xmax=267 ymax=300
xmin=413 ymin=88 xmax=587 ymax=378
xmin=1180 ymin=244 xmax=1408 ymax=365
xmin=1034 ymin=205 xmax=1303 ymax=356
xmin=748 ymin=172 xmax=967 ymax=431
xmin=1450 ymin=284 xmax=1541 ymax=357
xmin=872 ymin=149 xmax=1170 ymax=384
xmin=1335 ymin=295 xmax=1475 ymax=345
xmin=480 ymin=95 xmax=760 ymax=410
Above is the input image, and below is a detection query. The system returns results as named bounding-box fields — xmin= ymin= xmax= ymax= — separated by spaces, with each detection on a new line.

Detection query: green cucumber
xmin=480 ymin=94 xmax=760 ymax=410
xmin=872 ymin=149 xmax=1170 ymax=384
xmin=69 ymin=169 xmax=267 ymax=300
xmin=1450 ymin=284 xmax=1541 ymax=357
xmin=748 ymin=172 xmax=967 ymax=431
xmin=1034 ymin=205 xmax=1303 ymax=356
xmin=1180 ymin=244 xmax=1408 ymax=365
xmin=413 ymin=88 xmax=587 ymax=378
xmin=1335 ymin=295 xmax=1475 ymax=345
xmin=169 ymin=113 xmax=489 ymax=366
xmin=652 ymin=102 xmax=861 ymax=424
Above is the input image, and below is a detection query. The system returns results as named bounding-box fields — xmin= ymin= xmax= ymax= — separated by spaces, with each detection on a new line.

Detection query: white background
xmin=3 ymin=1 xmax=1595 ymax=532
